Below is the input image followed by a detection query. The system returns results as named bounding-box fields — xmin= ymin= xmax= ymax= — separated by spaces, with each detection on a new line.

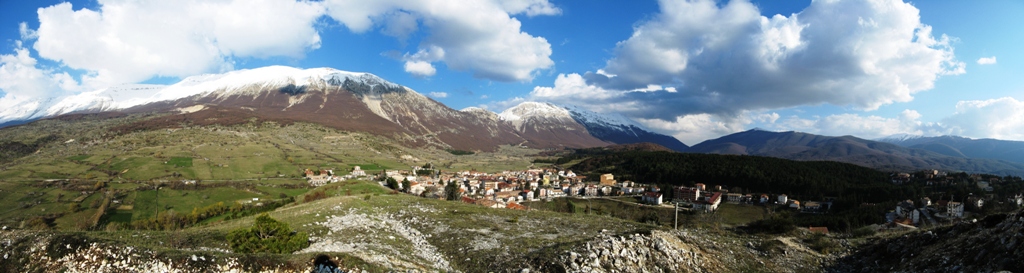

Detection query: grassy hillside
xmin=0 ymin=115 xmax=539 ymax=231
xmin=1 ymin=180 xmax=848 ymax=272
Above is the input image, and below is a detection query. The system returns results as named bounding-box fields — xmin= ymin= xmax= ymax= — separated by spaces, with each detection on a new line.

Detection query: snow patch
xmin=174 ymin=105 xmax=207 ymax=114
xmin=877 ymin=133 xmax=924 ymax=143
xmin=498 ymin=101 xmax=572 ymax=122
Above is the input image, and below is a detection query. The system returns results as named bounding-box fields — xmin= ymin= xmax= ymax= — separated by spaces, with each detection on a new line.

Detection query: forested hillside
xmin=570 ymin=151 xmax=906 ymax=202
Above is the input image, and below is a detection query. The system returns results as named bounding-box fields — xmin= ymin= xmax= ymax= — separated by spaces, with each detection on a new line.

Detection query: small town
xmin=305 ymin=164 xmax=1024 ymax=232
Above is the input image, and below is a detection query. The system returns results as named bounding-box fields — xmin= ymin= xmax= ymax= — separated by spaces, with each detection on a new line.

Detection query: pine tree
xmin=227 ymin=213 xmax=309 ymax=254
xmin=445 ymin=180 xmax=460 ymax=201
xmin=386 ymin=177 xmax=399 ymax=190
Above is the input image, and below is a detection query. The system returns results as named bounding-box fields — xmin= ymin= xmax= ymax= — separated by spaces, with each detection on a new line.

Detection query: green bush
xmin=851 ymin=226 xmax=877 ymax=238
xmin=744 ymin=215 xmax=796 ymax=234
xmin=803 ymin=233 xmax=840 ymax=254
xmin=227 ymin=213 xmax=308 ymax=254
xmin=445 ymin=149 xmax=474 ymax=155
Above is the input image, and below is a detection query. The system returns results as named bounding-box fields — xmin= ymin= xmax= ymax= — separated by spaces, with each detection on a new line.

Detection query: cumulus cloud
xmin=582 ymin=0 xmax=963 ymax=120
xmin=321 ymin=0 xmax=556 ymax=81
xmin=942 ymin=97 xmax=1024 ymax=140
xmin=635 ymin=114 xmax=750 ymax=145
xmin=32 ymin=0 xmax=325 ymax=86
xmin=0 ymin=45 xmax=80 ymax=121
xmin=977 ymin=56 xmax=997 ymax=65
xmin=405 ymin=61 xmax=437 ymax=77
xmin=428 ymin=92 xmax=449 ymax=98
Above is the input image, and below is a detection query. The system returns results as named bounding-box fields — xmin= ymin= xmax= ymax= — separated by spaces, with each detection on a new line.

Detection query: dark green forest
xmin=562 ymin=151 xmax=925 ymax=232
xmin=569 ymin=151 xmax=909 ymax=202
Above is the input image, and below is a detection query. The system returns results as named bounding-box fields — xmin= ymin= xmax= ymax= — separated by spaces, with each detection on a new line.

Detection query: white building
xmin=350 ymin=166 xmax=366 ymax=177
xmin=948 ymin=201 xmax=964 ymax=218
xmin=642 ymin=192 xmax=663 ymax=205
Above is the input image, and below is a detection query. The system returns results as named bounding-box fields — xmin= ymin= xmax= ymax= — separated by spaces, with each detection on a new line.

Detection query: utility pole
xmin=674 ymin=201 xmax=679 ymax=230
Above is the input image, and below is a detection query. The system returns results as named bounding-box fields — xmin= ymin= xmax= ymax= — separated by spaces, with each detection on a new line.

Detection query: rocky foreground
xmin=829 ymin=209 xmax=1024 ymax=273
xmin=4 ymin=206 xmax=1022 ymax=272
xmin=0 ymin=221 xmax=835 ymax=273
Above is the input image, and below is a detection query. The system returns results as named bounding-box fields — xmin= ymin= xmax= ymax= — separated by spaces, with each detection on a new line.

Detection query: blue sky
xmin=1 ymin=0 xmax=1023 ymax=144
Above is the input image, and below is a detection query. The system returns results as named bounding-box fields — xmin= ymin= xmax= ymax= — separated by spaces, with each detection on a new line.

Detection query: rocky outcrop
xmin=533 ymin=228 xmax=834 ymax=273
xmin=0 ymin=231 xmax=368 ymax=273
xmin=831 ymin=209 xmax=1024 ymax=272
xmin=555 ymin=230 xmax=723 ymax=273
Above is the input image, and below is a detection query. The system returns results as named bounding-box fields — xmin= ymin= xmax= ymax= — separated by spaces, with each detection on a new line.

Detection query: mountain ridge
xmin=690 ymin=129 xmax=1024 ymax=175
xmin=877 ymin=134 xmax=1024 ymax=165
xmin=3 ymin=65 xmax=686 ymax=152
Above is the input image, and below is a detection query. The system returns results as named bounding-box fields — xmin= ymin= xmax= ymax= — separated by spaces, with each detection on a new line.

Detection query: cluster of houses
xmin=307 ymin=164 xmax=834 ymax=214
xmin=303 ymin=166 xmax=370 ymax=186
xmin=887 ymin=194 xmax=996 ymax=228
xmin=671 ymin=184 xmax=723 ymax=212
xmin=895 ymin=170 xmax=1007 ymax=194
xmin=643 ymin=183 xmax=830 ymax=213
xmin=303 ymin=169 xmax=339 ymax=187
xmin=883 ymin=170 xmax=1024 ymax=228
xmin=360 ymin=168 xmax=675 ymax=210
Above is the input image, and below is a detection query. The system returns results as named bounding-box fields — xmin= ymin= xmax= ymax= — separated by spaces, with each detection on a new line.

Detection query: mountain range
xmin=4 ymin=65 xmax=1024 ymax=175
xmin=0 ymin=66 xmax=686 ymax=152
xmin=877 ymin=134 xmax=1024 ymax=165
xmin=690 ymin=129 xmax=1024 ymax=176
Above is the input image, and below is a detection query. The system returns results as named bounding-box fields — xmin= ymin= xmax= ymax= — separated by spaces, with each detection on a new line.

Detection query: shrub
xmin=445 ymin=149 xmax=474 ymax=155
xmin=803 ymin=233 xmax=840 ymax=254
xmin=744 ymin=216 xmax=796 ymax=234
xmin=227 ymin=213 xmax=308 ymax=254
xmin=851 ymin=226 xmax=876 ymax=238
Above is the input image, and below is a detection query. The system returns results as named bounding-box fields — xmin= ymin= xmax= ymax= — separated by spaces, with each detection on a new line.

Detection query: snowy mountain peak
xmin=877 ymin=133 xmax=925 ymax=143
xmin=154 ymin=66 xmax=403 ymax=101
xmin=460 ymin=107 xmax=491 ymax=114
xmin=561 ymin=104 xmax=647 ymax=131
xmin=1 ymin=66 xmax=406 ymax=124
xmin=498 ymin=101 xmax=572 ymax=122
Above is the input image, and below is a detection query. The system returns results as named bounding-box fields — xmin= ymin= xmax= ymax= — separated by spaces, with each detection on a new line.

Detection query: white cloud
xmin=585 ymin=0 xmax=963 ymax=118
xmin=31 ymin=0 xmax=324 ymax=86
xmin=0 ymin=46 xmax=80 ymax=121
xmin=321 ymin=0 xmax=556 ymax=81
xmin=404 ymin=61 xmax=437 ymax=77
xmin=636 ymin=114 xmax=750 ymax=145
xmin=977 ymin=56 xmax=997 ymax=65
xmin=498 ymin=0 xmax=562 ymax=16
xmin=530 ymin=73 xmax=619 ymax=103
xmin=428 ymin=92 xmax=448 ymax=98
xmin=943 ymin=97 xmax=1024 ymax=140
xmin=18 ymin=22 xmax=37 ymax=40
xmin=762 ymin=109 xmax=961 ymax=140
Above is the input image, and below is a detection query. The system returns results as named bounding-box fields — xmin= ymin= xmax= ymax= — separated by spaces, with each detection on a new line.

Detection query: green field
xmin=167 ymin=157 xmax=193 ymax=167
xmin=0 ymin=118 xmax=541 ymax=232
xmin=717 ymin=203 xmax=768 ymax=227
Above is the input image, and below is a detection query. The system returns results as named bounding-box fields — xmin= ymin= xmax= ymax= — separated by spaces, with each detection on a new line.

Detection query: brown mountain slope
xmin=117 ymin=79 xmax=608 ymax=151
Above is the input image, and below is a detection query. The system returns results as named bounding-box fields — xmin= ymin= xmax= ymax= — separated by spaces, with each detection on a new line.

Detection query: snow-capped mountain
xmin=0 ymin=66 xmax=404 ymax=124
xmin=499 ymin=102 xmax=576 ymax=131
xmin=498 ymin=102 xmax=689 ymax=151
xmin=562 ymin=104 xmax=689 ymax=151
xmin=1 ymin=65 xmax=690 ymax=151
xmin=496 ymin=102 xmax=610 ymax=148
xmin=875 ymin=133 xmax=925 ymax=144
xmin=46 ymin=84 xmax=166 ymax=117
